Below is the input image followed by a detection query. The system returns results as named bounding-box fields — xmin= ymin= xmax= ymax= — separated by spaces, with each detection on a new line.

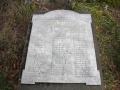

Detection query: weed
xmin=49 ymin=0 xmax=56 ymax=3
xmin=72 ymin=1 xmax=120 ymax=89
xmin=0 ymin=0 xmax=36 ymax=90
xmin=14 ymin=2 xmax=36 ymax=22
xmin=73 ymin=0 xmax=120 ymax=7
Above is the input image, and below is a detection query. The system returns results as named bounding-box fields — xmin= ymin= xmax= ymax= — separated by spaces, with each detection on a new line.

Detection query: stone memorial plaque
xmin=21 ymin=10 xmax=101 ymax=85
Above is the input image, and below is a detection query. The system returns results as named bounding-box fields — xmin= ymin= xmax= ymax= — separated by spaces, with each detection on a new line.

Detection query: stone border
xmin=17 ymin=10 xmax=104 ymax=90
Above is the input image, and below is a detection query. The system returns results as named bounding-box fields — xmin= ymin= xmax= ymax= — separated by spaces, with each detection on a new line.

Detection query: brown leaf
xmin=13 ymin=63 xmax=17 ymax=70
xmin=9 ymin=74 xmax=15 ymax=80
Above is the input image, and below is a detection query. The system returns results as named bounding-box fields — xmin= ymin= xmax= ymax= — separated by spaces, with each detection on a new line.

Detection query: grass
xmin=0 ymin=0 xmax=120 ymax=90
xmin=73 ymin=2 xmax=120 ymax=89
xmin=0 ymin=0 xmax=36 ymax=89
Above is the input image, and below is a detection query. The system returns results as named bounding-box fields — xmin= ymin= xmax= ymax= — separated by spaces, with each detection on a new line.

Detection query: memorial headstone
xmin=18 ymin=10 xmax=103 ymax=90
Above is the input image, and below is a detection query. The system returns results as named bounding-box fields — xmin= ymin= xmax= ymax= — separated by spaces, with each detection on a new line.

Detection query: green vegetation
xmin=0 ymin=0 xmax=120 ymax=90
xmin=49 ymin=0 xmax=56 ymax=3
xmin=0 ymin=0 xmax=36 ymax=89
xmin=74 ymin=0 xmax=120 ymax=7
xmin=97 ymin=0 xmax=120 ymax=7
xmin=15 ymin=3 xmax=36 ymax=21
xmin=73 ymin=1 xmax=120 ymax=89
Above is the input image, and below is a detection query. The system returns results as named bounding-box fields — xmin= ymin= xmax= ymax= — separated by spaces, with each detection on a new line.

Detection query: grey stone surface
xmin=21 ymin=10 xmax=101 ymax=85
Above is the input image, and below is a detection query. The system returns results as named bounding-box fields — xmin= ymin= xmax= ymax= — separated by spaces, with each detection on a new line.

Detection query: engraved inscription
xmin=21 ymin=10 xmax=101 ymax=85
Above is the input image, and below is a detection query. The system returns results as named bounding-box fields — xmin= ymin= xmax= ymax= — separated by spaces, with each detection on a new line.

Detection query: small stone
xmin=104 ymin=5 xmax=108 ymax=10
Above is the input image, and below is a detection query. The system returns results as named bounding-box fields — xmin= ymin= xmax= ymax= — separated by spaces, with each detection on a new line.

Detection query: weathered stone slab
xmin=21 ymin=10 xmax=101 ymax=85
xmin=18 ymin=10 xmax=103 ymax=90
